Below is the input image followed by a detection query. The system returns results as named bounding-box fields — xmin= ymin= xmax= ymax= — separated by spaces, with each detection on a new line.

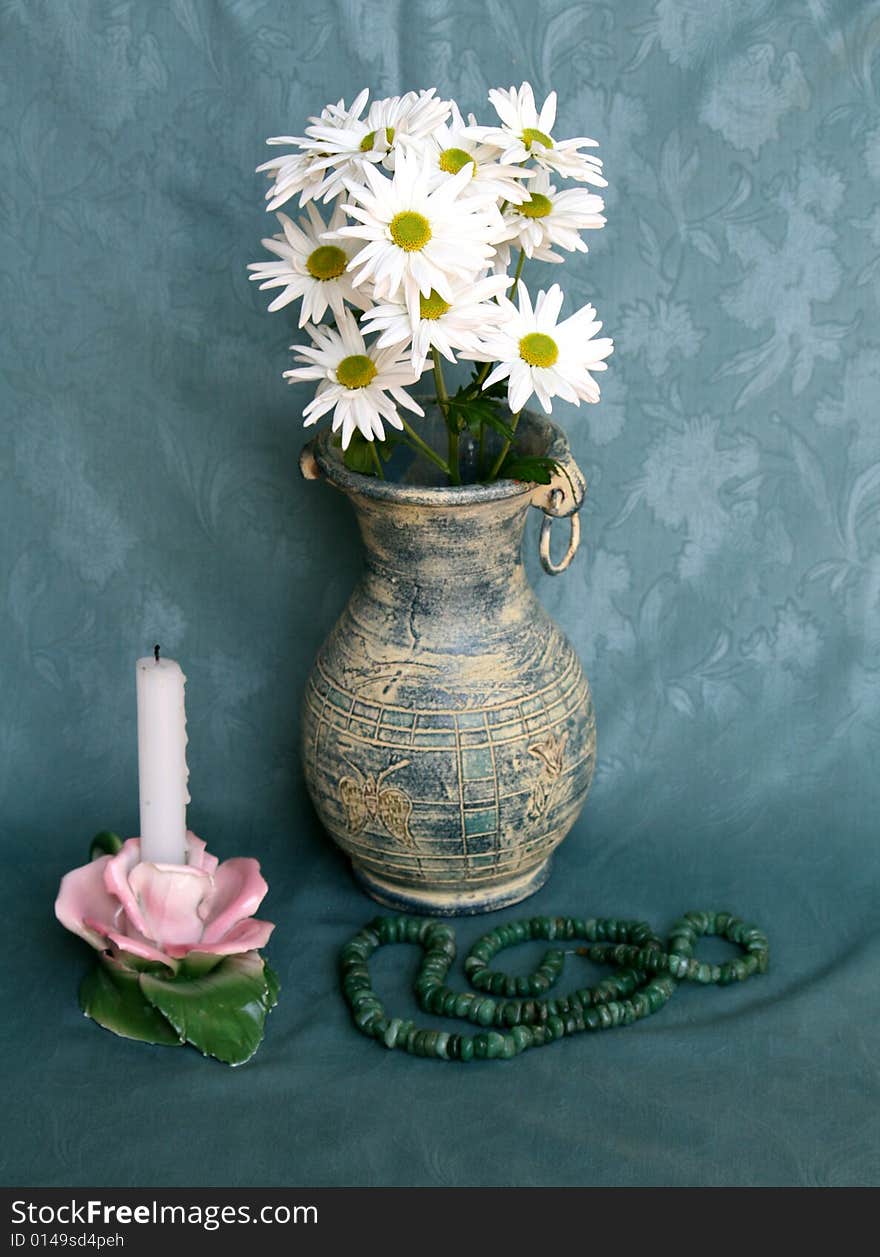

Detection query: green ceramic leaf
xmin=89 ymin=831 xmax=124 ymax=861
xmin=263 ymin=961 xmax=281 ymax=1010
xmin=139 ymin=951 xmax=275 ymax=1066
xmin=80 ymin=957 xmax=182 ymax=1046
xmin=177 ymin=950 xmax=225 ymax=978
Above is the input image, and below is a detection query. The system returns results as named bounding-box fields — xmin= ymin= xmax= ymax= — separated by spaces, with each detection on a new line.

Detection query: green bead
xmin=426 ymin=988 xmax=446 ymax=1014
xmin=454 ymin=992 xmax=475 ymax=1017
xmin=546 ymin=1015 xmax=565 ymax=1041
xmin=475 ymin=998 xmax=497 ymax=1026
xmin=502 ymin=1002 xmax=521 ymax=1027
xmin=512 ymin=1025 xmax=533 ymax=1052
xmin=484 ymin=1031 xmax=505 ymax=1059
xmin=355 ymin=1007 xmax=383 ymax=1033
xmin=459 ymin=1036 xmax=474 ymax=1062
xmin=396 ymin=1019 xmax=416 ymax=1049
xmin=384 ymin=1018 xmax=404 ymax=1048
xmin=499 ymin=1034 xmax=518 ymax=1060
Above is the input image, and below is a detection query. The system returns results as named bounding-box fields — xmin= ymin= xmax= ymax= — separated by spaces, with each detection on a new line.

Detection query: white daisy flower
xmin=360 ymin=272 xmax=510 ymax=373
xmin=283 ymin=309 xmax=425 ymax=449
xmin=257 ymin=146 xmax=326 ymax=213
xmin=360 ymin=89 xmax=452 ymax=163
xmin=257 ymin=91 xmax=373 ymax=211
xmin=496 ymin=169 xmax=606 ymax=267
xmin=465 ymin=81 xmax=607 ymax=188
xmin=278 ymin=88 xmax=452 ymax=205
xmin=475 ymin=281 xmax=614 ymax=414
xmin=427 ymin=103 xmax=533 ymax=204
xmin=331 ymin=149 xmax=504 ymax=326
xmin=247 ymin=202 xmax=371 ymax=326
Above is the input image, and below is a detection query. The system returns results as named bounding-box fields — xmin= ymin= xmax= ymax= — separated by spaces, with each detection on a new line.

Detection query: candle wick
xmin=154 ymin=644 xmax=161 ymax=662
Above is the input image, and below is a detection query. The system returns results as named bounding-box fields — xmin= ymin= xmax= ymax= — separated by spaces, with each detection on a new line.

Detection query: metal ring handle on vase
xmin=530 ymin=450 xmax=586 ymax=576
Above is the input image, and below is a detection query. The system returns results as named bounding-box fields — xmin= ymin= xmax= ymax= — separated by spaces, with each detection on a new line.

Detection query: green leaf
xmin=446 ymin=385 xmax=514 ymax=438
xmin=480 ymin=409 xmax=517 ymax=441
xmin=139 ymin=951 xmax=276 ymax=1066
xmin=263 ymin=962 xmax=281 ymax=1010
xmin=499 ymin=455 xmax=561 ymax=485
xmin=89 ymin=831 xmax=123 ymax=861
xmin=338 ymin=430 xmax=394 ymax=475
xmin=80 ymin=956 xmax=182 ymax=1046
xmin=177 ymin=950 xmax=225 ymax=978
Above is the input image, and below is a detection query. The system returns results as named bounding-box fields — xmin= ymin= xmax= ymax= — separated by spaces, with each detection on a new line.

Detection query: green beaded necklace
xmin=340 ymin=910 xmax=769 ymax=1062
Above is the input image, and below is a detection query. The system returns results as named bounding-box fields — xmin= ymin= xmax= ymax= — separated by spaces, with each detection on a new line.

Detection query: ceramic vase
xmin=299 ymin=412 xmax=596 ymax=914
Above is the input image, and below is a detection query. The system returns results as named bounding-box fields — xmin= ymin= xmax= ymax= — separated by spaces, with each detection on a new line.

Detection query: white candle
xmin=136 ymin=651 xmax=190 ymax=864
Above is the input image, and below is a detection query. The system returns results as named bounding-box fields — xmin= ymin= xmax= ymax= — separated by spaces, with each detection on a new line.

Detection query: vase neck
xmin=350 ymin=492 xmax=531 ymax=591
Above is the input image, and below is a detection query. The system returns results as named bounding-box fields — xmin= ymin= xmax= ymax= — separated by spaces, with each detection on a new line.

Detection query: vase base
xmin=350 ymin=858 xmax=552 ymax=917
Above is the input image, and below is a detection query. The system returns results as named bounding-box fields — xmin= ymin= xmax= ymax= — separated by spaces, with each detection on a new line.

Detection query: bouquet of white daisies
xmin=249 ymin=83 xmax=613 ymax=485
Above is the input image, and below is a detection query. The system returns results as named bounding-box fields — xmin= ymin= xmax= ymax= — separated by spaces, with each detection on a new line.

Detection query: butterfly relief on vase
xmin=527 ymin=729 xmax=569 ymax=820
xmin=338 ymin=751 xmax=415 ymax=846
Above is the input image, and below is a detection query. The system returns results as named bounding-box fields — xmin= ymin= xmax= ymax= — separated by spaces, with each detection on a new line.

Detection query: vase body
xmin=300 ymin=415 xmax=595 ymax=914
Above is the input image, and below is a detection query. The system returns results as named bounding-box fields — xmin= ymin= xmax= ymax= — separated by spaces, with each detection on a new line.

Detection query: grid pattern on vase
xmin=303 ymin=651 xmax=595 ymax=883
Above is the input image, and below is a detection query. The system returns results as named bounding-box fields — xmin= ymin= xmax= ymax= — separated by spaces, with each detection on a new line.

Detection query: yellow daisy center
xmin=306 ymin=244 xmax=348 ymax=281
xmin=519 ymin=193 xmax=553 ymax=219
xmin=519 ymin=332 xmax=559 ymax=369
xmin=522 ymin=127 xmax=553 ymax=150
xmin=419 ymin=289 xmax=451 ymax=320
xmin=360 ymin=126 xmax=395 ymax=152
xmin=439 ymin=146 xmax=477 ymax=175
xmin=336 ymin=354 xmax=377 ymax=389
xmin=390 ymin=210 xmax=432 ymax=252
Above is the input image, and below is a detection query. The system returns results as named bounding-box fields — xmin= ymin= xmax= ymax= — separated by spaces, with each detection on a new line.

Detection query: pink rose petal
xmin=170 ymin=916 xmax=274 ymax=958
xmin=55 ymin=856 xmax=117 ymax=950
xmin=186 ymin=832 xmax=218 ymax=874
xmin=199 ymin=858 xmax=269 ymax=946
xmin=57 ymin=834 xmax=272 ymax=966
xmin=103 ymin=838 xmax=148 ymax=936
xmin=128 ymin=862 xmax=213 ymax=949
xmin=101 ymin=925 xmax=177 ymax=969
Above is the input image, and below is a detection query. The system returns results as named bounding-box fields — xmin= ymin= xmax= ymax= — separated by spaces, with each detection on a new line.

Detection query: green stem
xmin=486 ymin=409 xmax=522 ymax=482
xmin=468 ymin=249 xmax=527 ymax=401
xmin=507 ymin=247 xmax=526 ymax=299
xmin=399 ymin=417 xmax=451 ymax=477
xmin=432 ymin=347 xmax=450 ymax=416
xmin=368 ymin=440 xmax=385 ymax=479
xmin=432 ymin=348 xmax=459 ymax=485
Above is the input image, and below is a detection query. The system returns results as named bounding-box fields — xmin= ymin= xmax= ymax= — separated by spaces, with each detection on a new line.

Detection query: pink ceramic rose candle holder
xmin=55 ymin=831 xmax=278 ymax=1065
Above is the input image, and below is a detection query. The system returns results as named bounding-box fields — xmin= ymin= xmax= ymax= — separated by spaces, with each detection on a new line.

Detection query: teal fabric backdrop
xmin=2 ymin=0 xmax=878 ymax=1186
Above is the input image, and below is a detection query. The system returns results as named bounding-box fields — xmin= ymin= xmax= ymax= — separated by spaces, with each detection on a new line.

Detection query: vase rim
xmin=310 ymin=409 xmax=572 ymax=507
